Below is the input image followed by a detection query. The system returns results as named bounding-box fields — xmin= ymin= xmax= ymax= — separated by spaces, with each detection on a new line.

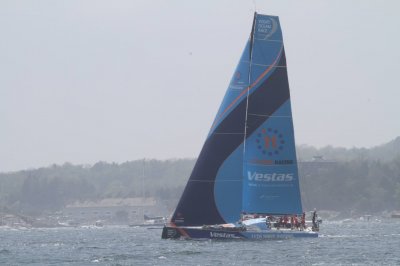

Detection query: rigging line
xmin=230 ymin=84 xmax=248 ymax=87
xmin=238 ymin=61 xmax=285 ymax=68
xmin=252 ymin=63 xmax=286 ymax=68
xmin=253 ymin=38 xmax=283 ymax=43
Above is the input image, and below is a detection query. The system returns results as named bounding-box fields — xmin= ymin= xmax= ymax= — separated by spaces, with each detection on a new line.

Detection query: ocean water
xmin=1 ymin=219 xmax=399 ymax=265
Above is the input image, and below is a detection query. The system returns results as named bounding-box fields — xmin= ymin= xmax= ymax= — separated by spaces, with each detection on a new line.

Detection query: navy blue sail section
xmin=242 ymin=15 xmax=302 ymax=215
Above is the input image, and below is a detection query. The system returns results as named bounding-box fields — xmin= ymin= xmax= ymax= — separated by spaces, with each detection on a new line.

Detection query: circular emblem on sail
xmin=255 ymin=128 xmax=285 ymax=156
xmin=256 ymin=17 xmax=278 ymax=40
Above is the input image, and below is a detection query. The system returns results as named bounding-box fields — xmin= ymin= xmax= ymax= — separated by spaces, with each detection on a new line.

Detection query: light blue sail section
xmin=214 ymin=145 xmax=243 ymax=223
xmin=242 ymin=100 xmax=302 ymax=214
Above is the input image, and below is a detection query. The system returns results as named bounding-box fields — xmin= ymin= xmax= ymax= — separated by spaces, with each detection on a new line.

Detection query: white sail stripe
xmin=229 ymin=85 xmax=248 ymax=88
xmin=229 ymin=87 xmax=248 ymax=91
xmin=238 ymin=61 xmax=286 ymax=68
xmin=253 ymin=38 xmax=283 ymax=43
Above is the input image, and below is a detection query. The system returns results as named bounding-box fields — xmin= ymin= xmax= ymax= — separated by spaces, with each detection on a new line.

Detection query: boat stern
xmin=161 ymin=225 xmax=184 ymax=239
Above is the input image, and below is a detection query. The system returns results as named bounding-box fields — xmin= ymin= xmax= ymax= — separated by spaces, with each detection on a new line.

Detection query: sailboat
xmin=162 ymin=13 xmax=318 ymax=239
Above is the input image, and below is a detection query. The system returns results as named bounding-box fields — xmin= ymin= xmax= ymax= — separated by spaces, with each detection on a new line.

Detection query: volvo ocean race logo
xmin=256 ymin=17 xmax=278 ymax=40
xmin=247 ymin=171 xmax=293 ymax=182
xmin=256 ymin=127 xmax=285 ymax=157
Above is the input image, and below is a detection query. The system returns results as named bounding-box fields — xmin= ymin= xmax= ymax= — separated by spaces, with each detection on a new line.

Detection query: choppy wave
xmin=1 ymin=220 xmax=400 ymax=265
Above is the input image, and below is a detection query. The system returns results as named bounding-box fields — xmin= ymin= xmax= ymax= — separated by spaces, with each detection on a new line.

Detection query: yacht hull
xmin=162 ymin=226 xmax=318 ymax=240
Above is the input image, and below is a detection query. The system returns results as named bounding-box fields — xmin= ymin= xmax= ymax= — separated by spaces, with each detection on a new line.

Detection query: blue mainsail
xmin=241 ymin=15 xmax=302 ymax=215
xmin=171 ymin=13 xmax=302 ymax=226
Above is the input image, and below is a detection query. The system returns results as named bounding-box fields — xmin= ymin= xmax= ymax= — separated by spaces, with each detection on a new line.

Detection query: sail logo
xmin=247 ymin=171 xmax=293 ymax=182
xmin=256 ymin=128 xmax=285 ymax=157
xmin=256 ymin=18 xmax=278 ymax=39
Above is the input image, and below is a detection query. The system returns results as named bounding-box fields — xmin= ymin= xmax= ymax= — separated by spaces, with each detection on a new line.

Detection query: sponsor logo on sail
xmin=249 ymin=159 xmax=294 ymax=165
xmin=275 ymin=159 xmax=293 ymax=165
xmin=256 ymin=128 xmax=285 ymax=157
xmin=247 ymin=171 xmax=293 ymax=182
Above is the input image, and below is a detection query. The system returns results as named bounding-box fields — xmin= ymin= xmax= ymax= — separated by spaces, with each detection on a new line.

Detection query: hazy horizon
xmin=1 ymin=136 xmax=397 ymax=173
xmin=1 ymin=0 xmax=399 ymax=172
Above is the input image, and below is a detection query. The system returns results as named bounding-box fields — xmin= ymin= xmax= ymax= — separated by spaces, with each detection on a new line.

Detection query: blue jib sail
xmin=171 ymin=13 xmax=302 ymax=226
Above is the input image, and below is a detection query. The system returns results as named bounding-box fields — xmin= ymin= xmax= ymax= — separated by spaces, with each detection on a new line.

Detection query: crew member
xmin=312 ymin=209 xmax=318 ymax=230
xmin=294 ymin=216 xmax=299 ymax=229
xmin=312 ymin=208 xmax=317 ymax=228
xmin=283 ymin=215 xmax=288 ymax=228
xmin=301 ymin=212 xmax=306 ymax=230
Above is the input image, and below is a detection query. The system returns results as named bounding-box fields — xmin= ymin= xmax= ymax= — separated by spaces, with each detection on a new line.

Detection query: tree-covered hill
xmin=297 ymin=136 xmax=400 ymax=162
xmin=0 ymin=159 xmax=194 ymax=214
xmin=0 ymin=137 xmax=399 ymax=215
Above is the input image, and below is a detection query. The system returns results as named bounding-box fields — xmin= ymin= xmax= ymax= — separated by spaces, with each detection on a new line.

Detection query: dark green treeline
xmin=1 ymin=137 xmax=399 ymax=215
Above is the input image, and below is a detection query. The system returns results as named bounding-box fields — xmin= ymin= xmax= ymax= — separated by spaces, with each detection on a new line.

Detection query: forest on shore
xmin=0 ymin=137 xmax=399 ymax=216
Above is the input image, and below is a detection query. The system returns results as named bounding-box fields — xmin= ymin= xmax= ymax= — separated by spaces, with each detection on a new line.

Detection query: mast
xmin=242 ymin=13 xmax=257 ymax=211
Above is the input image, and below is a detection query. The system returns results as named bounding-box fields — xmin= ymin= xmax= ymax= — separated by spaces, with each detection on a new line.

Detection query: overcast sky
xmin=1 ymin=0 xmax=399 ymax=172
